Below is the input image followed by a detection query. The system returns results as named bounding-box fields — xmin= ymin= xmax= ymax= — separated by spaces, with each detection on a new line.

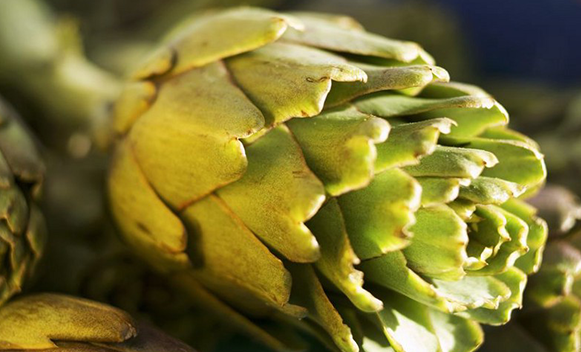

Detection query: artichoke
xmin=0 ymin=293 xmax=196 ymax=352
xmin=108 ymin=8 xmax=548 ymax=352
xmin=480 ymin=186 xmax=581 ymax=352
xmin=0 ymin=97 xmax=46 ymax=306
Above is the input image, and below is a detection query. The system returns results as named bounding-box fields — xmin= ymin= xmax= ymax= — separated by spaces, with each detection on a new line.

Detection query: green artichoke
xmin=0 ymin=293 xmax=196 ymax=352
xmin=480 ymin=186 xmax=581 ymax=352
xmin=108 ymin=8 xmax=548 ymax=352
xmin=0 ymin=97 xmax=46 ymax=306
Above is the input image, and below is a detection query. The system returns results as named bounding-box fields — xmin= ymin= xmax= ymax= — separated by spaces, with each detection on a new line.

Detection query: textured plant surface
xmin=108 ymin=8 xmax=548 ymax=352
xmin=481 ymin=186 xmax=581 ymax=352
xmin=0 ymin=293 xmax=196 ymax=352
xmin=0 ymin=97 xmax=46 ymax=306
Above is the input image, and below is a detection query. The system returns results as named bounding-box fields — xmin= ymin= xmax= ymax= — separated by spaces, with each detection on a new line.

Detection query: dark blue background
xmin=432 ymin=0 xmax=581 ymax=86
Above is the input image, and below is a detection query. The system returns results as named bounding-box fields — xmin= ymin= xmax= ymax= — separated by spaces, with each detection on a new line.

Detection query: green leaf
xmin=371 ymin=289 xmax=483 ymax=352
xmin=361 ymin=252 xmax=510 ymax=313
xmin=458 ymin=177 xmax=525 ymax=205
xmin=502 ymin=199 xmax=548 ymax=275
xmin=441 ymin=137 xmax=546 ymax=189
xmin=108 ymin=143 xmax=189 ymax=271
xmin=218 ymin=125 xmax=325 ymax=263
xmin=339 ymin=168 xmax=421 ymax=259
xmin=326 ymin=64 xmax=449 ymax=108
xmin=363 ymin=84 xmax=509 ymax=138
xmin=373 ymin=119 xmax=454 ymax=172
xmin=283 ymin=14 xmax=425 ymax=63
xmin=417 ymin=101 xmax=508 ymax=138
xmin=128 ymin=61 xmax=265 ymax=209
xmin=287 ymin=264 xmax=359 ymax=352
xmin=374 ymin=289 xmax=441 ymax=352
xmin=181 ymin=195 xmax=292 ymax=310
xmin=460 ymin=267 xmax=527 ymax=325
xmin=287 ymin=105 xmax=389 ymax=196
xmin=361 ymin=252 xmax=456 ymax=313
xmin=419 ymin=82 xmax=490 ymax=99
xmin=448 ymin=199 xmax=477 ymax=221
xmin=133 ymin=8 xmax=303 ymax=78
xmin=472 ymin=207 xmax=529 ymax=276
xmin=416 ymin=177 xmax=467 ymax=206
xmin=226 ymin=42 xmax=366 ymax=125
xmin=465 ymin=241 xmax=493 ymax=271
xmin=307 ymin=199 xmax=383 ymax=312
xmin=403 ymin=146 xmax=498 ymax=179
xmin=429 ymin=309 xmax=483 ymax=352
xmin=430 ymin=275 xmax=511 ymax=311
xmin=286 ymin=12 xmax=365 ymax=31
xmin=353 ymin=93 xmax=493 ymax=120
xmin=479 ymin=126 xmax=540 ymax=150
xmin=466 ymin=205 xmax=510 ymax=263
xmin=403 ymin=205 xmax=468 ymax=281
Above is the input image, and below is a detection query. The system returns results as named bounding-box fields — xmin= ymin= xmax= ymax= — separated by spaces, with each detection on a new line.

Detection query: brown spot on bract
xmin=306 ymin=76 xmax=329 ymax=83
xmin=136 ymin=222 xmax=152 ymax=236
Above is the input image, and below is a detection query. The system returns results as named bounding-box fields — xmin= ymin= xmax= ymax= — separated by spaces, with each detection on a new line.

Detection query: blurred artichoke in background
xmin=481 ymin=186 xmax=581 ymax=352
xmin=0 ymin=97 xmax=46 ymax=306
xmin=0 ymin=0 xmax=120 ymax=154
xmin=534 ymin=92 xmax=581 ymax=195
xmin=108 ymin=8 xmax=547 ymax=352
xmin=0 ymin=293 xmax=196 ymax=352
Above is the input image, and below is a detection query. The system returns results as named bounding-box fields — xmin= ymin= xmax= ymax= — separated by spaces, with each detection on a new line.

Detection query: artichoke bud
xmin=0 ymin=293 xmax=196 ymax=352
xmin=108 ymin=8 xmax=548 ymax=352
xmin=0 ymin=97 xmax=46 ymax=307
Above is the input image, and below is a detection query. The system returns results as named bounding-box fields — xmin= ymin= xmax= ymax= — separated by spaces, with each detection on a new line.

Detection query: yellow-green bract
xmin=0 ymin=293 xmax=197 ymax=351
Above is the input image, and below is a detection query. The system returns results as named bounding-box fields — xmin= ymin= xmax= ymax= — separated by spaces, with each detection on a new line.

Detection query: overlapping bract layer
xmin=482 ymin=186 xmax=581 ymax=352
xmin=0 ymin=293 xmax=196 ymax=351
xmin=108 ymin=8 xmax=548 ymax=352
xmin=0 ymin=98 xmax=46 ymax=306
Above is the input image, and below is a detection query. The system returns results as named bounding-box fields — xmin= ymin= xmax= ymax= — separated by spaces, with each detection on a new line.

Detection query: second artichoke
xmin=0 ymin=97 xmax=46 ymax=306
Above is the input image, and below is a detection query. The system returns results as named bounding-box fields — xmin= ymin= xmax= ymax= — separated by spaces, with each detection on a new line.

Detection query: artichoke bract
xmin=0 ymin=97 xmax=46 ymax=306
xmin=0 ymin=293 xmax=196 ymax=352
xmin=108 ymin=8 xmax=548 ymax=352
xmin=482 ymin=186 xmax=581 ymax=352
